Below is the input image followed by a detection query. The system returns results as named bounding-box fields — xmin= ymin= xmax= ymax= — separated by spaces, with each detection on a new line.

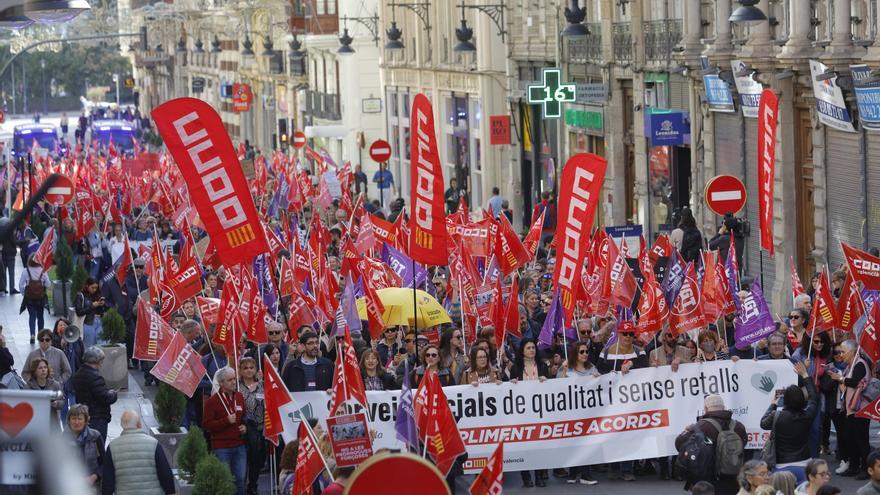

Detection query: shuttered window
xmin=714 ymin=113 xmax=744 ymax=178
xmin=825 ymin=129 xmax=866 ymax=269
xmin=867 ymin=134 xmax=880 ymax=252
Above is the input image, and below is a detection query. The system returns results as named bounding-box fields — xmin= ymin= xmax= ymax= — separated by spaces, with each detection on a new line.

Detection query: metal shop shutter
xmin=744 ymin=118 xmax=776 ymax=292
xmin=714 ymin=113 xmax=744 ymax=177
xmin=825 ymin=128 xmax=865 ymax=270
xmin=669 ymin=74 xmax=689 ymax=110
xmin=867 ymin=133 xmax=880 ymax=252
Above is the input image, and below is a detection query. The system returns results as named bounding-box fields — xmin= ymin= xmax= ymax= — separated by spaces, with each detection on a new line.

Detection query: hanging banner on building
xmin=232 ymin=83 xmax=253 ymax=113
xmin=489 ymin=116 xmax=511 ymax=145
xmin=408 ymin=93 xmax=448 ymax=266
xmin=702 ymin=57 xmax=734 ymax=113
xmin=809 ymin=60 xmax=856 ymax=132
xmin=730 ymin=60 xmax=763 ymax=118
xmin=281 ymin=360 xmax=797 ymax=473
xmin=757 ymin=89 xmax=778 ymax=256
xmin=851 ymin=64 xmax=880 ymax=131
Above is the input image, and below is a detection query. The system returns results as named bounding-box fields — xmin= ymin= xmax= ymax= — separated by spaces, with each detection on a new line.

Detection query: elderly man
xmin=204 ymin=367 xmax=246 ymax=495
xmin=758 ymin=333 xmax=791 ymax=361
xmin=260 ymin=321 xmax=289 ymax=365
xmin=72 ymin=347 xmax=118 ymax=441
xmin=102 ymin=410 xmax=175 ymax=495
xmin=649 ymin=329 xmax=693 ymax=370
xmin=22 ymin=329 xmax=72 ymax=383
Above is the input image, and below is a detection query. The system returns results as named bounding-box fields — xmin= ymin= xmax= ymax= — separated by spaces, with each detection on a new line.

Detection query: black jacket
xmin=72 ymin=364 xmax=118 ymax=421
xmin=760 ymin=379 xmax=819 ymax=464
xmin=281 ymin=357 xmax=334 ymax=392
xmin=101 ymin=277 xmax=132 ymax=321
xmin=708 ymin=232 xmax=745 ymax=267
xmin=680 ymin=226 xmax=704 ymax=263
xmin=0 ymin=345 xmax=13 ymax=379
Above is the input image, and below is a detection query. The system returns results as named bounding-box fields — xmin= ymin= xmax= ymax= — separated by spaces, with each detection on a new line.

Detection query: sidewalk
xmin=0 ymin=258 xmax=159 ymax=441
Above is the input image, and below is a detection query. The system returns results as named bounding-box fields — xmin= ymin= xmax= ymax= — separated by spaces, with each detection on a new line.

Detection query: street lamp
xmin=241 ymin=35 xmax=254 ymax=56
xmin=261 ymin=34 xmax=274 ymax=57
xmin=337 ymin=27 xmax=355 ymax=56
xmin=0 ymin=7 xmax=35 ymax=29
xmin=194 ymin=38 xmax=204 ymax=53
xmin=561 ymin=0 xmax=590 ymax=38
xmin=288 ymin=34 xmax=304 ymax=60
xmin=729 ymin=0 xmax=767 ymax=24
xmin=211 ymin=35 xmax=222 ymax=53
xmin=385 ymin=21 xmax=404 ymax=50
xmin=24 ymin=0 xmax=90 ymax=23
xmin=453 ymin=7 xmax=476 ymax=53
xmin=176 ymin=36 xmax=186 ymax=53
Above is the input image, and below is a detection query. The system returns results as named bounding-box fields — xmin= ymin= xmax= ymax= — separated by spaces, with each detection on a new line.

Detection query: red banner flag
xmin=494 ymin=214 xmax=530 ymax=276
xmin=860 ymin=302 xmax=880 ymax=363
xmin=790 ymin=257 xmax=807 ymax=303
xmin=757 ymin=89 xmax=778 ymax=255
xmin=505 ymin=275 xmax=522 ymax=339
xmin=328 ymin=327 xmax=369 ymax=416
xmin=151 ymin=98 xmax=269 ymax=267
xmin=408 ymin=94 xmax=448 ymax=265
xmin=133 ymin=300 xmax=174 ymax=362
xmin=159 ymin=254 xmax=203 ymax=319
xmin=701 ymin=251 xmax=723 ymax=323
xmin=522 ymin=208 xmax=544 ymax=259
xmin=32 ymin=227 xmax=55 ymax=270
xmin=115 ymin=234 xmax=133 ymax=286
xmin=149 ymin=332 xmax=206 ymax=398
xmin=843 ymin=243 xmax=880 ymax=291
xmin=836 ymin=273 xmax=865 ymax=333
xmin=606 ymin=237 xmax=638 ymax=309
xmin=552 ymin=153 xmax=608 ymax=324
xmin=262 ymin=354 xmax=291 ymax=445
xmin=636 ymin=274 xmax=668 ymax=336
xmin=469 ymin=442 xmax=504 ymax=495
xmin=196 ymin=296 xmax=220 ymax=324
xmin=856 ymin=394 xmax=880 ymax=421
xmin=669 ymin=263 xmax=706 ymax=336
xmin=293 ymin=422 xmax=326 ymax=495
xmin=811 ymin=271 xmax=838 ymax=333
xmin=413 ymin=371 xmax=467 ymax=476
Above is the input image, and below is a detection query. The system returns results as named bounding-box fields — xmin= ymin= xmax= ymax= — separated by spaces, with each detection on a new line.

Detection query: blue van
xmin=90 ymin=120 xmax=136 ymax=155
xmin=11 ymin=124 xmax=61 ymax=159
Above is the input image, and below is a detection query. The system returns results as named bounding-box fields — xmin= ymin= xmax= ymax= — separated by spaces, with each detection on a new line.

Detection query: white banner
xmin=731 ymin=60 xmax=763 ymax=119
xmin=279 ymin=360 xmax=796 ymax=473
xmin=809 ymin=60 xmax=857 ymax=133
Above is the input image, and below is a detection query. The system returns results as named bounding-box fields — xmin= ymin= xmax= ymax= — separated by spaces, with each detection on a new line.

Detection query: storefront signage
xmin=646 ymin=109 xmax=690 ymax=147
xmin=232 ymin=83 xmax=252 ymax=113
xmin=851 ymin=64 xmax=880 ymax=132
xmin=808 ymin=60 xmax=856 ymax=133
xmin=575 ymin=83 xmax=608 ymax=103
xmin=362 ymin=98 xmax=382 ymax=114
xmin=489 ymin=115 xmax=511 ymax=145
xmin=606 ymin=224 xmax=643 ymax=253
xmin=730 ymin=60 xmax=762 ymax=119
xmin=565 ymin=107 xmax=604 ymax=134
xmin=527 ymin=68 xmax=576 ymax=118
xmin=701 ymin=57 xmax=734 ymax=113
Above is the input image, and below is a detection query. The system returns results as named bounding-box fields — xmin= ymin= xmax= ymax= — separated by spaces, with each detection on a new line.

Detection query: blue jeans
xmin=214 ymin=445 xmax=247 ymax=495
xmin=83 ymin=320 xmax=101 ymax=348
xmin=26 ymin=304 xmax=44 ymax=338
xmin=89 ymin=417 xmax=109 ymax=444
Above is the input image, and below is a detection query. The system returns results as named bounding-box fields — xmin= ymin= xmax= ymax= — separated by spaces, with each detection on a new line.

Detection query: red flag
xmin=413 ymin=371 xmax=467 ymax=476
xmin=369 ymin=214 xmax=398 ymax=246
xmin=115 ymin=234 xmax=133 ymax=286
xmin=151 ymin=98 xmax=269 ymax=267
xmin=669 ymin=263 xmax=706 ymax=336
xmin=758 ymin=89 xmax=778 ymax=255
xmin=701 ymin=251 xmax=722 ymax=323
xmin=196 ymin=296 xmax=221 ymax=324
xmin=242 ymin=269 xmax=268 ymax=344
xmin=790 ymin=257 xmax=807 ymax=303
xmin=494 ymin=214 xmax=530 ymax=276
xmin=522 ymin=208 xmax=544 ymax=259
xmin=408 ymin=94 xmax=448 ymax=265
xmin=293 ymin=422 xmax=326 ymax=495
xmin=149 ymin=332 xmax=206 ymax=398
xmin=490 ymin=278 xmax=505 ymax=347
xmin=856 ymin=395 xmax=880 ymax=421
xmin=469 ymin=442 xmax=504 ymax=495
xmin=860 ymin=302 xmax=880 ymax=363
xmin=278 ymin=257 xmax=295 ymax=297
xmin=262 ymin=354 xmax=291 ymax=444
xmin=843 ymin=243 xmax=880 ymax=291
xmin=716 ymin=255 xmax=737 ymax=315
xmin=355 ymin=213 xmax=378 ymax=254
xmin=649 ymin=234 xmax=673 ymax=264
xmin=159 ymin=254 xmax=203 ymax=319
xmin=327 ymin=327 xmax=369 ymax=416
xmin=810 ymin=271 xmax=838 ymax=333
xmin=133 ymin=300 xmax=174 ymax=361
xmin=636 ymin=274 xmax=668 ymax=336
xmin=214 ymin=287 xmax=245 ymax=363
xmin=362 ymin=280 xmax=386 ymax=340
xmin=606 ymin=238 xmax=638 ymax=309
xmin=32 ymin=227 xmax=56 ymax=270
xmin=836 ymin=273 xmax=865 ymax=333
xmin=551 ymin=153 xmax=607 ymax=324
xmin=505 ymin=275 xmax=522 ymax=339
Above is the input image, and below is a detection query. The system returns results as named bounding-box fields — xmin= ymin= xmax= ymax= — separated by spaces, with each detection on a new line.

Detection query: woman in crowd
xmin=439 ymin=328 xmax=466 ymax=384
xmin=557 ymin=341 xmax=598 ymax=485
xmin=75 ymin=277 xmax=105 ymax=348
xmin=828 ymin=340 xmax=871 ymax=479
xmin=204 ymin=271 xmax=221 ymax=298
xmin=737 ymin=460 xmax=771 ymax=495
xmin=795 ymin=459 xmax=830 ymax=495
xmin=262 ymin=343 xmax=283 ymax=373
xmin=760 ymin=362 xmax=816 ymax=481
xmin=66 ymin=404 xmax=104 ymax=489
xmin=772 ymin=471 xmax=797 ymax=495
xmin=360 ymin=348 xmax=397 ymax=391
xmin=785 ymin=308 xmax=810 ymax=353
xmin=52 ymin=318 xmax=83 ymax=411
xmin=694 ymin=329 xmax=730 ymax=362
xmin=791 ymin=330 xmax=833 ymax=456
xmin=412 ymin=344 xmax=455 ymax=387
xmin=238 ymin=357 xmax=265 ymax=495
xmin=509 ymin=338 xmax=549 ymax=487
xmin=19 ymin=255 xmax=50 ymax=345
xmin=523 ymin=289 xmax=545 ymax=336
xmin=26 ymin=357 xmax=65 ymax=431
xmin=278 ymin=439 xmax=299 ymax=494
xmin=463 ymin=346 xmax=502 ymax=385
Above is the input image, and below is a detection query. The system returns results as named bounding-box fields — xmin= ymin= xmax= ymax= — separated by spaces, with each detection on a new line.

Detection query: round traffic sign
xmin=705 ymin=174 xmax=747 ymax=216
xmin=44 ymin=175 xmax=75 ymax=205
xmin=292 ymin=131 xmax=307 ymax=149
xmin=369 ymin=139 xmax=392 ymax=163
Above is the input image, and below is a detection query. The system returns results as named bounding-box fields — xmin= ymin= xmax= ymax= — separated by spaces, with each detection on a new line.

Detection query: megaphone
xmin=63 ymin=325 xmax=81 ymax=344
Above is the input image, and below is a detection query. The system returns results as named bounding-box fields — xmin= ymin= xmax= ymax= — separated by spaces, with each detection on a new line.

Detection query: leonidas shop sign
xmin=232 ymin=83 xmax=252 ymax=112
xmin=646 ymin=109 xmax=690 ymax=147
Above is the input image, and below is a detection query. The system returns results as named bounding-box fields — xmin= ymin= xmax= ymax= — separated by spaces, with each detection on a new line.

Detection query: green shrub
xmin=70 ymin=264 xmax=88 ymax=301
xmin=177 ymin=426 xmax=209 ymax=483
xmin=55 ymin=235 xmax=73 ymax=281
xmin=192 ymin=454 xmax=236 ymax=495
xmin=31 ymin=216 xmax=47 ymax=240
xmin=100 ymin=308 xmax=126 ymax=345
xmin=154 ymin=382 xmax=186 ymax=433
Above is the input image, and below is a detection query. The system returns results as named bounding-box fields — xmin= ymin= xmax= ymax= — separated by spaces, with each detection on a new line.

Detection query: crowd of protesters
xmin=2 ymin=142 xmax=880 ymax=495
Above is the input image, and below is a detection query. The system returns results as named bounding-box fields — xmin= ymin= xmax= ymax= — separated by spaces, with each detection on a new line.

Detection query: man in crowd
xmin=72 ymin=346 xmax=118 ymax=441
xmin=757 ymin=333 xmax=791 ymax=361
xmin=281 ymin=331 xmax=333 ymax=392
xmin=649 ymin=328 xmax=693 ymax=370
xmin=203 ymin=367 xmax=247 ymax=495
xmin=102 ymin=410 xmax=175 ymax=495
xmin=857 ymin=450 xmax=880 ymax=495
xmin=487 ymin=186 xmax=504 ymax=218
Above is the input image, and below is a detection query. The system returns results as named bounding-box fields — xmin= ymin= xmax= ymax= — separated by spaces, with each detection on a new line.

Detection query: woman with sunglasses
xmin=412 ymin=344 xmax=455 ymax=387
xmin=509 ymin=338 xmax=550 ymax=487
xmin=556 ymin=341 xmax=600 ymax=485
xmin=439 ymin=328 xmax=466 ymax=384
xmin=784 ymin=308 xmax=810 ymax=353
xmin=238 ymin=357 xmax=265 ymax=495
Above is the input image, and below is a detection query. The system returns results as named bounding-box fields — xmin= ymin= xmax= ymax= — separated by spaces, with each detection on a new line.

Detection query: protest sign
xmin=326 ymin=412 xmax=373 ymax=467
xmin=281 ymin=360 xmax=796 ymax=473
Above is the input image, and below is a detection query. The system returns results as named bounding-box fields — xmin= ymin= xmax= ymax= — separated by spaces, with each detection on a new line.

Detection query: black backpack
xmin=675 ymin=426 xmax=716 ymax=483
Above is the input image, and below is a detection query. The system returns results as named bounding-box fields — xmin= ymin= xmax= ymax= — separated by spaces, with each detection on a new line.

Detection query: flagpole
xmin=302 ymin=418 xmax=336 ymax=483
xmin=458 ymin=273 xmax=467 ymax=356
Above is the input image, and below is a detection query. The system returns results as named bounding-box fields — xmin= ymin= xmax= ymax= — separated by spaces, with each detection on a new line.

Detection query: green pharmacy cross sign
xmin=528 ymin=68 xmax=576 ymax=118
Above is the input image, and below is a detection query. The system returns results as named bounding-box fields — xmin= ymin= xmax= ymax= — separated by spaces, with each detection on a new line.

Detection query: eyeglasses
xmin=269 ymin=331 xmax=281 ymax=335
xmin=39 ymin=338 xmax=52 ymax=342
xmin=815 ymin=471 xmax=830 ymax=477
xmin=621 ymin=333 xmax=635 ymax=338
xmin=385 ymin=329 xmax=396 ymax=333
xmin=425 ymin=353 xmax=439 ymax=358
xmin=453 ymin=334 xmax=461 ymax=340
xmin=578 ymin=349 xmax=588 ymax=355
xmin=789 ymin=315 xmax=801 ymax=320
xmin=833 ymin=350 xmax=843 ymax=355
xmin=812 ymin=340 xmax=823 ymax=345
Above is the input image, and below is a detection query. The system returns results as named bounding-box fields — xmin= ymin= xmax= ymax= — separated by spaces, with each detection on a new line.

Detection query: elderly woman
xmin=238 ymin=357 xmax=265 ymax=495
xmin=66 ymin=404 xmax=105 ymax=489
xmin=26 ymin=357 xmax=65 ymax=430
xmin=827 ymin=340 xmax=871 ymax=478
xmin=737 ymin=460 xmax=771 ymax=494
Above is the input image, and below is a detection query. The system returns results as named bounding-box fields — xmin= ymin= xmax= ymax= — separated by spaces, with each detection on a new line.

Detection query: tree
xmin=177 ymin=426 xmax=209 ymax=483
xmin=70 ymin=263 xmax=88 ymax=302
xmin=100 ymin=308 xmax=126 ymax=345
xmin=154 ymin=382 xmax=186 ymax=433
xmin=192 ymin=454 xmax=236 ymax=495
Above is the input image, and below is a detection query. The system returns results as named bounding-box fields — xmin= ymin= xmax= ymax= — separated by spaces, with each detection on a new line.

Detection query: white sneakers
xmin=836 ymin=461 xmax=850 ymax=475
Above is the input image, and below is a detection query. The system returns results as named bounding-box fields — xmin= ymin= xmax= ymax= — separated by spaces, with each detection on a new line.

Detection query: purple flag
xmin=538 ymin=289 xmax=564 ymax=351
xmin=341 ymin=274 xmax=362 ymax=335
xmin=861 ymin=286 xmax=880 ymax=311
xmin=381 ymin=243 xmax=428 ymax=288
xmin=395 ymin=361 xmax=419 ymax=452
xmin=724 ymin=247 xmax=739 ymax=298
xmin=254 ymin=254 xmax=278 ymax=316
xmin=482 ymin=256 xmax=501 ymax=285
xmin=733 ymin=279 xmax=776 ymax=347
xmin=661 ymin=251 xmax=685 ymax=306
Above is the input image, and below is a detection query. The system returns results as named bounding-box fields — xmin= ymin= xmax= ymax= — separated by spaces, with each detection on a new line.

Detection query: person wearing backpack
xmin=759 ymin=362 xmax=816 ymax=482
xmin=676 ymin=394 xmax=748 ymax=495
xmin=18 ymin=256 xmax=50 ymax=345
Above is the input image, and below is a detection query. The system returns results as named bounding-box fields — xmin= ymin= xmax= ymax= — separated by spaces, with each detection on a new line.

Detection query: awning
xmin=304 ymin=125 xmax=351 ymax=138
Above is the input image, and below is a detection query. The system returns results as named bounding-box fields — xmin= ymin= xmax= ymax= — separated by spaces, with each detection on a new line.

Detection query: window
xmin=390 ymin=91 xmax=398 ymax=117
xmin=402 ymin=93 xmax=410 ymax=118
xmin=327 ymin=0 xmax=336 ymax=15
xmin=317 ymin=0 xmax=325 ymax=15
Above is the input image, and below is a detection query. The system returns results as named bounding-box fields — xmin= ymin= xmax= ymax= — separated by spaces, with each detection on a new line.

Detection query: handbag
xmin=71 ymin=293 xmax=86 ymax=330
xmin=0 ymin=368 xmax=27 ymax=389
xmin=760 ymin=410 xmax=780 ymax=469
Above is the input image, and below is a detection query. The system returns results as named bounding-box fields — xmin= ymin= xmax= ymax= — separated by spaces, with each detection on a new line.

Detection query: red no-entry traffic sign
xmin=705 ymin=175 xmax=747 ymax=216
xmin=44 ymin=175 xmax=75 ymax=205
xmin=369 ymin=139 xmax=391 ymax=163
xmin=292 ymin=131 xmax=307 ymax=149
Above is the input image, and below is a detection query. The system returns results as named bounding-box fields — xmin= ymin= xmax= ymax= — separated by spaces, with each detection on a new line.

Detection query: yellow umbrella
xmin=356 ymin=287 xmax=452 ymax=328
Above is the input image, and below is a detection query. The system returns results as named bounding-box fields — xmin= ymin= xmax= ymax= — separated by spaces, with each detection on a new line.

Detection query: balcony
xmin=643 ymin=19 xmax=682 ymax=63
xmin=290 ymin=0 xmax=339 ymax=34
xmin=306 ymin=90 xmax=341 ymax=121
xmin=565 ymin=23 xmax=602 ymax=64
xmin=613 ymin=22 xmax=632 ymax=63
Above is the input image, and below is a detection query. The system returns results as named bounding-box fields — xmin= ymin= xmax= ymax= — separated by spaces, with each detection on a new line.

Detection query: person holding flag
xmin=203 ymin=366 xmax=247 ymax=495
xmin=827 ymin=340 xmax=872 ymax=479
xmin=237 ymin=356 xmax=266 ymax=495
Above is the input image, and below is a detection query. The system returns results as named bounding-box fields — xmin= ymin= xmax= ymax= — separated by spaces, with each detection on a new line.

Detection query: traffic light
xmin=139 ymin=26 xmax=148 ymax=50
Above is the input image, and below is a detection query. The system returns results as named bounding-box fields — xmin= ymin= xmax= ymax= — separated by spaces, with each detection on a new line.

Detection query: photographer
xmin=709 ymin=213 xmax=745 ymax=267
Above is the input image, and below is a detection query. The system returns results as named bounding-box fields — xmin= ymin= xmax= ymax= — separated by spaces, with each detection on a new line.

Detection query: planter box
xmin=51 ymin=280 xmax=71 ymax=317
xmin=152 ymin=426 xmax=188 ymax=469
xmin=174 ymin=472 xmax=193 ymax=495
xmin=99 ymin=344 xmax=129 ymax=390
